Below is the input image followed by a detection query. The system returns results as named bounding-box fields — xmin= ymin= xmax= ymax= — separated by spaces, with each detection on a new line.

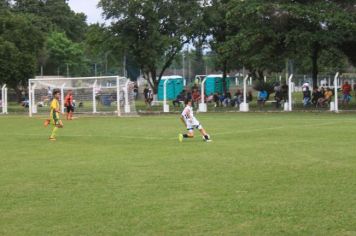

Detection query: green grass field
xmin=1 ymin=113 xmax=356 ymax=235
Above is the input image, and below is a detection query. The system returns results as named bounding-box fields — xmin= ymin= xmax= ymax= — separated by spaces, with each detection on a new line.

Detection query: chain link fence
xmin=3 ymin=73 xmax=356 ymax=115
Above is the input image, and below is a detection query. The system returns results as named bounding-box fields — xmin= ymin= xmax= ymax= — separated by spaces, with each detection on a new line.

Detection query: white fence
xmin=1 ymin=84 xmax=8 ymax=114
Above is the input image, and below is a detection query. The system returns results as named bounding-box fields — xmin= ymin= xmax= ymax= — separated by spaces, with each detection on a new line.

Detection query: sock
xmin=183 ymin=134 xmax=189 ymax=138
xmin=50 ymin=127 xmax=58 ymax=139
xmin=204 ymin=135 xmax=209 ymax=140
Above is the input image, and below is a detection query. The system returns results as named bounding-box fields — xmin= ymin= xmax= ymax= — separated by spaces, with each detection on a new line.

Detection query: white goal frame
xmin=1 ymin=84 xmax=8 ymax=114
xmin=28 ymin=76 xmax=135 ymax=117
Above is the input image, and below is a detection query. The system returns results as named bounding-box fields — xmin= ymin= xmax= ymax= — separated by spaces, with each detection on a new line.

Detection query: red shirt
xmin=65 ymin=94 xmax=73 ymax=106
xmin=342 ymin=84 xmax=351 ymax=95
xmin=192 ymin=91 xmax=200 ymax=101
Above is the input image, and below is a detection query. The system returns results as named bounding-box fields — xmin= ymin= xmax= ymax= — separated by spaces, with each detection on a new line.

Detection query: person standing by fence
xmin=342 ymin=81 xmax=352 ymax=108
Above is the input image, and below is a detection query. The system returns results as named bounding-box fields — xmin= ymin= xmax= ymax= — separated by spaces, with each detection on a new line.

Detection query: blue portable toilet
xmin=205 ymin=75 xmax=231 ymax=96
xmin=158 ymin=76 xmax=185 ymax=100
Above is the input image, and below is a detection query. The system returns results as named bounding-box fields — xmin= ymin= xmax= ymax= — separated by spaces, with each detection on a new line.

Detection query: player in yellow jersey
xmin=44 ymin=89 xmax=63 ymax=141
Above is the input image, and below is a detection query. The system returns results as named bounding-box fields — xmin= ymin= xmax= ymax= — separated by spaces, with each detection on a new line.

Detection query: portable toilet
xmin=158 ymin=76 xmax=185 ymax=100
xmin=205 ymin=75 xmax=231 ymax=96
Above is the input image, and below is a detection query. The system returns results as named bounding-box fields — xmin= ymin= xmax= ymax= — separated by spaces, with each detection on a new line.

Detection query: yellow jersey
xmin=50 ymin=98 xmax=60 ymax=122
xmin=324 ymin=91 xmax=333 ymax=100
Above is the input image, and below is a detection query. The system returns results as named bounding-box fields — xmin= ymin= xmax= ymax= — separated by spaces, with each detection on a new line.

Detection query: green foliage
xmin=45 ymin=31 xmax=88 ymax=76
xmin=100 ymin=0 xmax=202 ymax=93
xmin=227 ymin=1 xmax=286 ymax=78
xmin=204 ymin=0 xmax=356 ymax=85
xmin=12 ymin=0 xmax=87 ymax=42
xmin=0 ymin=0 xmax=10 ymax=9
xmin=0 ymin=10 xmax=44 ymax=94
xmin=279 ymin=0 xmax=355 ymax=82
xmin=84 ymin=24 xmax=125 ymax=76
xmin=204 ymin=0 xmax=239 ymax=78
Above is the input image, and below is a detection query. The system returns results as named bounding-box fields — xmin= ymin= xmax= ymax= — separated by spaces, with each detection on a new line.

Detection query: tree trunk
xmin=14 ymin=87 xmax=23 ymax=103
xmin=150 ymin=69 xmax=158 ymax=94
xmin=311 ymin=42 xmax=320 ymax=88
xmin=222 ymin=60 xmax=228 ymax=94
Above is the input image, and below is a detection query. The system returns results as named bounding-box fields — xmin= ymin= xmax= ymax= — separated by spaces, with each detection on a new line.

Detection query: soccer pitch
xmin=0 ymin=113 xmax=355 ymax=235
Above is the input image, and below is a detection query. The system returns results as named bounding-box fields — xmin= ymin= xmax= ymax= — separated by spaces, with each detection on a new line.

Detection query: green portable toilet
xmin=158 ymin=76 xmax=185 ymax=100
xmin=205 ymin=75 xmax=231 ymax=96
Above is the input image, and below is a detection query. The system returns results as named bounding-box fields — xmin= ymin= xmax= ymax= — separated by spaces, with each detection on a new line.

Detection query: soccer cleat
xmin=205 ymin=139 xmax=212 ymax=143
xmin=178 ymin=134 xmax=184 ymax=142
xmin=49 ymin=137 xmax=56 ymax=141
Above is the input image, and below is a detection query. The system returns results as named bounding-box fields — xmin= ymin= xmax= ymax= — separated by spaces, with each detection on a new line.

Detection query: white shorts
xmin=185 ymin=117 xmax=203 ymax=132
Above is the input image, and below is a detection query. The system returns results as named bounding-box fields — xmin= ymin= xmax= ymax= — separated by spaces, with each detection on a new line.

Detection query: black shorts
xmin=66 ymin=105 xmax=74 ymax=113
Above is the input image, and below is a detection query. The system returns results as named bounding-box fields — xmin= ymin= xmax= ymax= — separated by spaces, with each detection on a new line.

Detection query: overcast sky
xmin=68 ymin=0 xmax=105 ymax=24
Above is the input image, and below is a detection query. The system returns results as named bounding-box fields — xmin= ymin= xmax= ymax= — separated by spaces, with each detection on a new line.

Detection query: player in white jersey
xmin=179 ymin=99 xmax=211 ymax=142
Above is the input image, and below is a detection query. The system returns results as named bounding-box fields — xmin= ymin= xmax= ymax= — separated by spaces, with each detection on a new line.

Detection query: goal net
xmin=28 ymin=76 xmax=137 ymax=117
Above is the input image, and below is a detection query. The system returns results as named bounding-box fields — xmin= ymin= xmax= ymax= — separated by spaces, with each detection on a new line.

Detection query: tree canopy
xmin=100 ymin=0 xmax=203 ymax=93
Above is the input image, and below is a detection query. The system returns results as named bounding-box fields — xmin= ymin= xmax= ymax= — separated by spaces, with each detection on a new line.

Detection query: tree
xmin=226 ymin=1 xmax=287 ymax=80
xmin=11 ymin=0 xmax=89 ymax=76
xmin=84 ymin=24 xmax=125 ymax=76
xmin=0 ymin=11 xmax=45 ymax=99
xmin=279 ymin=0 xmax=355 ymax=85
xmin=13 ymin=0 xmax=87 ymax=42
xmin=45 ymin=31 xmax=87 ymax=76
xmin=204 ymin=0 xmax=237 ymax=91
xmin=99 ymin=0 xmax=202 ymax=94
xmin=42 ymin=0 xmax=87 ymax=42
xmin=215 ymin=0 xmax=355 ymax=86
xmin=0 ymin=0 xmax=10 ymax=9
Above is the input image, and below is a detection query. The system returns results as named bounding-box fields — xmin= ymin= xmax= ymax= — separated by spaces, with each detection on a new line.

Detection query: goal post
xmin=1 ymin=84 xmax=8 ymax=114
xmin=28 ymin=76 xmax=137 ymax=117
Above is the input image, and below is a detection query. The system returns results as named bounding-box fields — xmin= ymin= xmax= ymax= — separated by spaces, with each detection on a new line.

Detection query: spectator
xmin=320 ymin=87 xmax=325 ymax=97
xmin=186 ymin=91 xmax=192 ymax=100
xmin=213 ymin=93 xmax=220 ymax=107
xmin=318 ymin=88 xmax=333 ymax=107
xmin=342 ymin=81 xmax=352 ymax=107
xmin=143 ymin=85 xmax=149 ymax=104
xmin=133 ymin=82 xmax=139 ymax=100
xmin=247 ymin=91 xmax=253 ymax=103
xmin=281 ymin=83 xmax=288 ymax=102
xmin=232 ymin=89 xmax=243 ymax=107
xmin=191 ymin=84 xmax=199 ymax=91
xmin=219 ymin=93 xmax=225 ymax=106
xmin=312 ymin=87 xmax=323 ymax=107
xmin=146 ymin=89 xmax=154 ymax=109
xmin=302 ymin=82 xmax=310 ymax=92
xmin=206 ymin=93 xmax=214 ymax=103
xmin=303 ymin=87 xmax=311 ymax=107
xmin=223 ymin=91 xmax=232 ymax=107
xmin=173 ymin=92 xmax=184 ymax=107
xmin=274 ymin=86 xmax=283 ymax=109
xmin=257 ymin=90 xmax=268 ymax=109
xmin=192 ymin=89 xmax=201 ymax=107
